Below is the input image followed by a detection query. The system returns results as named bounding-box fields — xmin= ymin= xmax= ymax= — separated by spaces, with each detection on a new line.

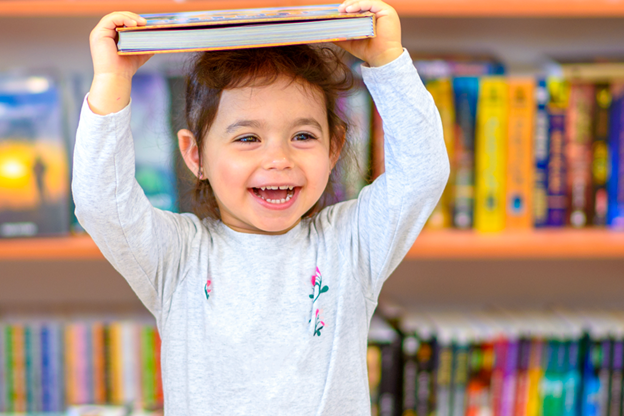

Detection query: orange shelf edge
xmin=1 ymin=229 xmax=624 ymax=260
xmin=2 ymin=0 xmax=624 ymax=17
xmin=0 ymin=234 xmax=104 ymax=260
xmin=408 ymin=229 xmax=624 ymax=259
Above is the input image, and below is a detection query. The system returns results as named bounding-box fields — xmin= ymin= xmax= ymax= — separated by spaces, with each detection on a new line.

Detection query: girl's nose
xmin=262 ymin=143 xmax=294 ymax=170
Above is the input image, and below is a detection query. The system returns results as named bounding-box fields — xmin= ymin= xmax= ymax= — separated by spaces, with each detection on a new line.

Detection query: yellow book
xmin=506 ymin=78 xmax=535 ymax=229
xmin=64 ymin=325 xmax=76 ymax=405
xmin=475 ymin=77 xmax=508 ymax=232
xmin=109 ymin=322 xmax=124 ymax=405
xmin=425 ymin=78 xmax=456 ymax=229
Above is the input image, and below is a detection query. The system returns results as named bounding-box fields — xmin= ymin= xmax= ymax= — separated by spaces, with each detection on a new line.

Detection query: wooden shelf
xmin=408 ymin=229 xmax=624 ymax=259
xmin=2 ymin=0 xmax=624 ymax=17
xmin=2 ymin=229 xmax=624 ymax=261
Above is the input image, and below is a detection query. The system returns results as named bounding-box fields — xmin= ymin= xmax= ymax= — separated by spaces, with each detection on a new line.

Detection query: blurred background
xmin=1 ymin=1 xmax=624 ymax=415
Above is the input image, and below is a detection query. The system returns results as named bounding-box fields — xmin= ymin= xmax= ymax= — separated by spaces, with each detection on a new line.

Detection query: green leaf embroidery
xmin=309 ymin=294 xmax=314 ymax=299
xmin=320 ymin=285 xmax=329 ymax=293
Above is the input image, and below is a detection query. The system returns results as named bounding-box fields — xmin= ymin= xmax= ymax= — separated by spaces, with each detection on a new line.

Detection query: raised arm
xmin=72 ymin=13 xmax=200 ymax=318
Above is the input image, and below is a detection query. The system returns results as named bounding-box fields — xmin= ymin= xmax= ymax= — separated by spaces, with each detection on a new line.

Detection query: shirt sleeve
xmin=332 ymin=49 xmax=450 ymax=301
xmin=72 ymin=96 xmax=203 ymax=319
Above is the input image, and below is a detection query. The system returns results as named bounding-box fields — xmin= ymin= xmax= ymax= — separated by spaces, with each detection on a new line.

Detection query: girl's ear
xmin=329 ymin=129 xmax=346 ymax=170
xmin=178 ymin=129 xmax=202 ymax=178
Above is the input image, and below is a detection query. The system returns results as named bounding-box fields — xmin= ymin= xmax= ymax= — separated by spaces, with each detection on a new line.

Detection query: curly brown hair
xmin=182 ymin=44 xmax=356 ymax=220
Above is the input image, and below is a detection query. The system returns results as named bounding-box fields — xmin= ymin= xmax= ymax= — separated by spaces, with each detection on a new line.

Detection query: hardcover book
xmin=546 ymin=78 xmax=570 ymax=227
xmin=116 ymin=5 xmax=376 ymax=55
xmin=608 ymin=82 xmax=624 ymax=229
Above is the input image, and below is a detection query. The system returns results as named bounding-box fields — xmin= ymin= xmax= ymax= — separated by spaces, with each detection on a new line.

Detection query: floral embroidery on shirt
xmin=313 ymin=309 xmax=325 ymax=337
xmin=309 ymin=267 xmax=328 ymax=303
xmin=204 ymin=278 xmax=212 ymax=300
xmin=308 ymin=267 xmax=328 ymax=336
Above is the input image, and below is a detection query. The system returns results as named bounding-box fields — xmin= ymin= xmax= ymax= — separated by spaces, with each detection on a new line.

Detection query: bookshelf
xmin=1 ymin=3 xmax=624 ymax=316
xmin=2 ymin=0 xmax=624 ymax=17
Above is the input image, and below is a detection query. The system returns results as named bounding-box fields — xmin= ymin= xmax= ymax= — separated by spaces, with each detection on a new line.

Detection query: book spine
xmin=25 ymin=323 xmax=41 ymax=412
xmin=4 ymin=325 xmax=14 ymax=412
xmin=416 ymin=337 xmax=437 ymax=416
xmin=514 ymin=338 xmax=532 ymax=416
xmin=64 ymin=324 xmax=76 ymax=405
xmin=40 ymin=325 xmax=51 ymax=412
xmin=608 ymin=340 xmax=622 ymax=416
xmin=541 ymin=339 xmax=565 ymax=416
xmin=475 ymin=77 xmax=508 ymax=232
xmin=92 ymin=322 xmax=106 ymax=404
xmin=598 ymin=339 xmax=612 ymax=416
xmin=437 ymin=340 xmax=454 ymax=416
xmin=378 ymin=336 xmax=403 ymax=416
xmin=12 ymin=325 xmax=26 ymax=412
xmin=491 ymin=337 xmax=507 ymax=416
xmin=368 ymin=344 xmax=383 ymax=416
xmin=547 ymin=79 xmax=570 ymax=227
xmin=534 ymin=79 xmax=551 ymax=227
xmin=122 ymin=322 xmax=138 ymax=404
xmin=450 ymin=343 xmax=469 ymax=416
xmin=506 ymin=78 xmax=535 ymax=229
xmin=52 ymin=322 xmax=64 ymax=411
xmin=501 ymin=338 xmax=519 ymax=416
xmin=154 ymin=329 xmax=163 ymax=405
xmin=565 ymin=83 xmax=595 ymax=227
xmin=525 ymin=339 xmax=543 ymax=416
xmin=607 ymin=82 xmax=624 ymax=229
xmin=582 ymin=338 xmax=603 ymax=416
xmin=401 ymin=334 xmax=418 ymax=416
xmin=563 ymin=339 xmax=581 ymax=416
xmin=452 ymin=77 xmax=480 ymax=229
xmin=590 ymin=83 xmax=611 ymax=226
xmin=141 ymin=325 xmax=156 ymax=408
xmin=0 ymin=323 xmax=5 ymax=412
xmin=109 ymin=322 xmax=123 ymax=404
xmin=426 ymin=78 xmax=456 ymax=229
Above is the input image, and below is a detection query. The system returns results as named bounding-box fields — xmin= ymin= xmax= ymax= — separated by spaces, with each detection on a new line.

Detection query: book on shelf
xmin=546 ymin=78 xmax=569 ymax=227
xmin=115 ymin=5 xmax=376 ymax=55
xmin=0 ymin=74 xmax=70 ymax=238
xmin=608 ymin=83 xmax=624 ymax=229
xmin=474 ymin=77 xmax=508 ymax=233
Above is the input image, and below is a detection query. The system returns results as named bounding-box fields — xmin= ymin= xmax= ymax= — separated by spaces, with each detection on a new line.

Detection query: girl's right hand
xmin=88 ymin=12 xmax=153 ymax=115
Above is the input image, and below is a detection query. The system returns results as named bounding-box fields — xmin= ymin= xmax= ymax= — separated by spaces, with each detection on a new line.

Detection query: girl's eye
xmin=293 ymin=133 xmax=316 ymax=141
xmin=236 ymin=135 xmax=259 ymax=143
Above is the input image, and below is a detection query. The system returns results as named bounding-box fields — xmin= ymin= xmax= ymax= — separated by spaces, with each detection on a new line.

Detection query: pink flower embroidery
xmin=314 ymin=309 xmax=325 ymax=336
xmin=309 ymin=268 xmax=328 ymax=303
xmin=204 ymin=279 xmax=212 ymax=300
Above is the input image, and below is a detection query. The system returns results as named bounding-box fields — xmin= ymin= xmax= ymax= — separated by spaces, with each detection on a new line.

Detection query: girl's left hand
xmin=335 ymin=0 xmax=403 ymax=67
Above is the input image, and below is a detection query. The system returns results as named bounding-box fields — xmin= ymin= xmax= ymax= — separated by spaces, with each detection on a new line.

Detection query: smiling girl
xmin=72 ymin=1 xmax=449 ymax=414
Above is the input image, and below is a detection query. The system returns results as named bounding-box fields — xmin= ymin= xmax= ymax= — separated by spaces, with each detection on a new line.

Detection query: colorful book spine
xmin=416 ymin=336 xmax=437 ymax=416
xmin=526 ymin=339 xmax=544 ymax=416
xmin=590 ymin=84 xmax=611 ymax=226
xmin=426 ymin=78 xmax=456 ymax=229
xmin=608 ymin=340 xmax=622 ymax=416
xmin=563 ymin=339 xmax=581 ymax=416
xmin=453 ymin=77 xmax=479 ymax=229
xmin=597 ymin=339 xmax=612 ymax=416
xmin=92 ymin=323 xmax=106 ymax=404
xmin=565 ymin=83 xmax=595 ymax=228
xmin=506 ymin=78 xmax=535 ymax=229
xmin=141 ymin=325 xmax=157 ymax=408
xmin=402 ymin=333 xmax=418 ymax=416
xmin=534 ymin=79 xmax=550 ymax=227
xmin=546 ymin=78 xmax=570 ymax=227
xmin=437 ymin=337 xmax=454 ymax=416
xmin=475 ymin=77 xmax=508 ymax=232
xmin=450 ymin=341 xmax=469 ymax=416
xmin=491 ymin=337 xmax=507 ymax=416
xmin=24 ymin=323 xmax=42 ymax=412
xmin=607 ymin=82 xmax=624 ymax=229
xmin=582 ymin=337 xmax=602 ymax=416
xmin=12 ymin=326 xmax=26 ymax=412
xmin=541 ymin=339 xmax=566 ymax=416
xmin=501 ymin=338 xmax=519 ymax=416
xmin=514 ymin=338 xmax=532 ymax=416
xmin=0 ymin=323 xmax=6 ymax=412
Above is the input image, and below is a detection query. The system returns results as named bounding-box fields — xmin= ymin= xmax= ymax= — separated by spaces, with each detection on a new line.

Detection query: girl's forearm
xmin=88 ymin=73 xmax=133 ymax=115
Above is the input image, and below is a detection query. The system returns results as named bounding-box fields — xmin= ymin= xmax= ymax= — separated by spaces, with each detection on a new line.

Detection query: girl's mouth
xmin=249 ymin=186 xmax=299 ymax=209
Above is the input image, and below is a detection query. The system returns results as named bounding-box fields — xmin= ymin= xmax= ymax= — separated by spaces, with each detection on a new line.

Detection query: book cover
xmin=590 ymin=84 xmax=611 ymax=226
xmin=131 ymin=73 xmax=178 ymax=213
xmin=452 ymin=77 xmax=479 ymax=229
xmin=565 ymin=83 xmax=594 ymax=228
xmin=116 ymin=5 xmax=375 ymax=55
xmin=475 ymin=77 xmax=508 ymax=233
xmin=0 ymin=74 xmax=70 ymax=237
xmin=426 ymin=78 xmax=456 ymax=229
xmin=546 ymin=78 xmax=570 ymax=227
xmin=534 ymin=79 xmax=550 ymax=227
xmin=607 ymin=82 xmax=624 ymax=229
xmin=506 ymin=78 xmax=535 ymax=230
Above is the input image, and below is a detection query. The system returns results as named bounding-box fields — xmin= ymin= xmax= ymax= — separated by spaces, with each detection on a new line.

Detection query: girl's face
xmin=202 ymin=76 xmax=335 ymax=235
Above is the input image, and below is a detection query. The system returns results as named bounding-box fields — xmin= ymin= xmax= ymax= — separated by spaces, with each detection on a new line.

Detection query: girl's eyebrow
xmin=292 ymin=118 xmax=323 ymax=132
xmin=225 ymin=118 xmax=324 ymax=133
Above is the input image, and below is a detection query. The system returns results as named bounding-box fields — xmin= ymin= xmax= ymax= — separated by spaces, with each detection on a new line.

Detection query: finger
xmin=116 ymin=11 xmax=147 ymax=25
xmin=343 ymin=0 xmax=387 ymax=14
xmin=338 ymin=0 xmax=359 ymax=12
xmin=99 ymin=12 xmax=143 ymax=31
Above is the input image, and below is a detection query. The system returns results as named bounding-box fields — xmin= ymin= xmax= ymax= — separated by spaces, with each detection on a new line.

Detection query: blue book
xmin=131 ymin=73 xmax=178 ymax=212
xmin=607 ymin=83 xmax=624 ymax=229
xmin=534 ymin=79 xmax=550 ymax=227
xmin=40 ymin=324 xmax=52 ymax=411
xmin=563 ymin=338 xmax=581 ymax=416
xmin=452 ymin=77 xmax=479 ymax=229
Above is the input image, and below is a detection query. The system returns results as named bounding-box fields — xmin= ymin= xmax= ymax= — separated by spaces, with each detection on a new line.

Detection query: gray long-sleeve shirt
xmin=72 ymin=50 xmax=449 ymax=415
